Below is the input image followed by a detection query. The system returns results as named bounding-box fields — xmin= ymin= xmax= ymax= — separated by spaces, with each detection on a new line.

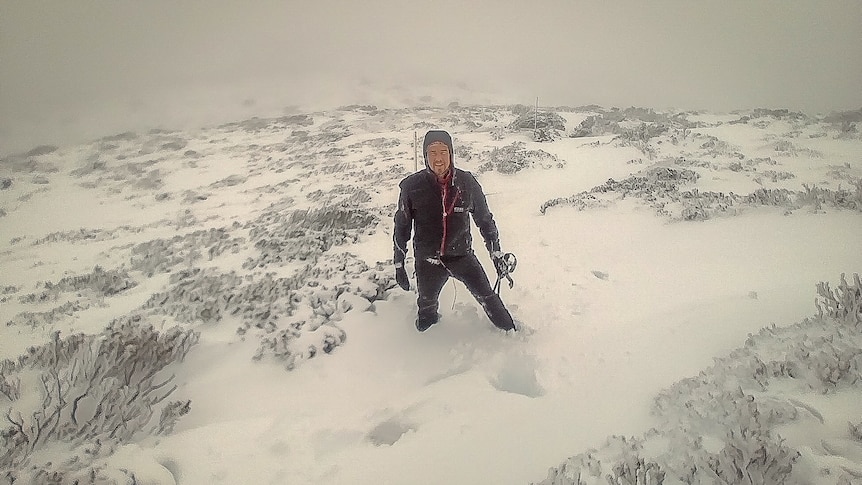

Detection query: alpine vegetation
xmin=536 ymin=273 xmax=862 ymax=484
xmin=0 ymin=102 xmax=860 ymax=484
xmin=1 ymin=316 xmax=198 ymax=483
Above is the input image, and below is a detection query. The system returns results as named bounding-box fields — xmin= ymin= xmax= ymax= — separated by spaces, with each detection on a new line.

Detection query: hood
xmin=422 ymin=130 xmax=454 ymax=171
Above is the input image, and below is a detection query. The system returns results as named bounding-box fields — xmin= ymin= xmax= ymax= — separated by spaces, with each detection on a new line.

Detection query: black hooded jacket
xmin=393 ymin=132 xmax=500 ymax=262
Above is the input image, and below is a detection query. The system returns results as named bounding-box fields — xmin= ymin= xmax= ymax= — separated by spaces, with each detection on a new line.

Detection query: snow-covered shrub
xmin=248 ymin=254 xmax=391 ymax=368
xmin=153 ymin=399 xmax=191 ymax=436
xmin=209 ymin=174 xmax=248 ymax=188
xmin=816 ymin=273 xmax=862 ymax=328
xmin=508 ymin=110 xmax=566 ymax=141
xmin=315 ymin=120 xmax=352 ymax=144
xmin=540 ymin=162 xmax=858 ymax=219
xmin=280 ymin=113 xmax=315 ymax=126
xmin=9 ymin=267 xmax=136 ymax=327
xmin=534 ymin=436 xmax=665 ymax=485
xmin=570 ymin=115 xmax=620 ymax=138
xmin=27 ymin=145 xmax=59 ymax=157
xmin=684 ymin=427 xmax=798 ymax=485
xmin=476 ymin=142 xmax=562 ymax=174
xmin=6 ymin=300 xmax=91 ymax=328
xmin=1 ymin=154 xmax=59 ymax=174
xmin=796 ymin=182 xmax=862 ymax=212
xmin=490 ymin=126 xmax=507 ymax=141
xmin=52 ymin=266 xmax=137 ymax=298
xmin=244 ymin=205 xmax=377 ymax=269
xmin=614 ymin=123 xmax=669 ymax=158
xmin=254 ymin=322 xmax=347 ymax=370
xmin=609 ymin=455 xmax=666 ymax=485
xmin=145 ymin=250 xmax=389 ymax=370
xmin=306 ymin=186 xmax=372 ymax=206
xmin=347 ymin=137 xmax=400 ymax=151
xmin=144 ymin=268 xmax=250 ymax=324
xmin=1 ymin=318 xmax=198 ymax=479
xmin=752 ymin=108 xmax=807 ymax=121
xmin=697 ymin=135 xmax=745 ymax=160
xmin=28 ymin=227 xmax=117 ymax=246
xmin=743 ymin=188 xmax=794 ymax=207
xmin=540 ymin=166 xmax=698 ymax=215
xmin=0 ymin=361 xmax=19 ymax=401
xmin=0 ymin=178 xmax=11 ymax=190
xmin=770 ymin=139 xmax=822 ymax=158
xmin=761 ymin=170 xmax=795 ymax=182
xmin=130 ymin=227 xmax=245 ymax=276
xmin=338 ymin=104 xmax=378 ymax=113
xmin=850 ymin=421 xmax=862 ymax=442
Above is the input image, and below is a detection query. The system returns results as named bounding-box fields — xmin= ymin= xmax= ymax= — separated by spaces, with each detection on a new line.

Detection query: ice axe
xmin=492 ymin=252 xmax=517 ymax=295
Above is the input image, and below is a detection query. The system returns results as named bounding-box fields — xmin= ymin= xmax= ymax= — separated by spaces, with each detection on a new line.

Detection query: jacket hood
xmin=422 ymin=130 xmax=454 ymax=172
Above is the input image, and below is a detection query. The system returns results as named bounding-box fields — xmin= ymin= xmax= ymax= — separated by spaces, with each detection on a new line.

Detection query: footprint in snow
xmin=366 ymin=416 xmax=417 ymax=446
xmin=488 ymin=351 xmax=544 ymax=398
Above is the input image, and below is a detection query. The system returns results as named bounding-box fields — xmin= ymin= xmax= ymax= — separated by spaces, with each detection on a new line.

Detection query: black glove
xmin=491 ymin=251 xmax=507 ymax=276
xmin=395 ymin=262 xmax=410 ymax=291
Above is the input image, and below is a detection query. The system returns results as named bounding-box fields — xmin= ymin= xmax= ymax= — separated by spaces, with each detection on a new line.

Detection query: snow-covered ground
xmin=1 ymin=104 xmax=861 ymax=484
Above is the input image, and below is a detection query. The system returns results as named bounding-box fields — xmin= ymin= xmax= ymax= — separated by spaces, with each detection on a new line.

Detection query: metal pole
xmin=534 ymin=97 xmax=539 ymax=140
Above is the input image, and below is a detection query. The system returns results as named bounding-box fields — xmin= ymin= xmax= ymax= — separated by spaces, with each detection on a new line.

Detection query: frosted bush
xmin=816 ymin=273 xmax=862 ymax=328
xmin=540 ymin=166 xmax=698 ymax=215
xmin=804 ymin=343 xmax=862 ymax=392
xmin=850 ymin=421 xmax=862 ymax=442
xmin=508 ymin=110 xmax=566 ymax=141
xmin=244 ymin=205 xmax=377 ymax=269
xmin=540 ymin=163 xmax=861 ymax=219
xmin=614 ymin=123 xmax=669 ymax=158
xmin=0 ymin=361 xmax=19 ymax=401
xmin=698 ymin=427 xmax=798 ymax=485
xmin=145 ymin=251 xmax=390 ymax=370
xmin=536 ymin=275 xmax=862 ymax=484
xmin=53 ymin=266 xmax=136 ymax=297
xmin=31 ymin=227 xmax=109 ymax=246
xmin=209 ymin=174 xmax=247 ymax=188
xmin=752 ymin=108 xmax=807 ymax=120
xmin=27 ymin=145 xmax=59 ymax=157
xmin=254 ymin=322 xmax=347 ymax=370
xmin=534 ymin=436 xmax=665 ymax=485
xmin=306 ymin=186 xmax=372 ymax=206
xmin=153 ymin=399 xmax=191 ymax=436
xmin=1 ymin=317 xmax=198 ymax=480
xmin=761 ymin=170 xmax=796 ymax=182
xmin=144 ymin=268 xmax=249 ymax=324
xmin=6 ymin=300 xmax=91 ymax=328
xmin=477 ymin=142 xmax=562 ymax=174
xmin=570 ymin=115 xmax=621 ymax=138
xmin=0 ymin=155 xmax=59 ymax=174
xmin=130 ymin=227 xmax=245 ymax=276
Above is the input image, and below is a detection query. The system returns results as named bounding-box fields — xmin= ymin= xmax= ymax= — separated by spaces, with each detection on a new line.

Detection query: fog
xmin=2 ymin=0 xmax=860 ymax=155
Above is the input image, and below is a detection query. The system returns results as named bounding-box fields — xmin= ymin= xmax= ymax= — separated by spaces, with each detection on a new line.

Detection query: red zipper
xmin=439 ymin=180 xmax=460 ymax=256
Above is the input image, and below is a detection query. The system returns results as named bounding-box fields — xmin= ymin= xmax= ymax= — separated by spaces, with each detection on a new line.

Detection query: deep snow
xmin=1 ymin=104 xmax=861 ymax=484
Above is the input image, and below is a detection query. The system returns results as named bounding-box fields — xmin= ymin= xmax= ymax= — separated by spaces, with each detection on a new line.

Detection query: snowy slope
xmin=1 ymin=104 xmax=861 ymax=484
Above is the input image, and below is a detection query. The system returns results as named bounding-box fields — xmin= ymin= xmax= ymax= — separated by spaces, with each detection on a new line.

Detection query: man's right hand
xmin=395 ymin=263 xmax=410 ymax=291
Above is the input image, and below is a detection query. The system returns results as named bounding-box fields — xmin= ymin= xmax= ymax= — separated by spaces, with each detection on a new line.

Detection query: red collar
xmin=436 ymin=170 xmax=452 ymax=185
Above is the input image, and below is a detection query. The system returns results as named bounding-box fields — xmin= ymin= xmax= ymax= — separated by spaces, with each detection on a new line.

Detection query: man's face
xmin=426 ymin=141 xmax=451 ymax=178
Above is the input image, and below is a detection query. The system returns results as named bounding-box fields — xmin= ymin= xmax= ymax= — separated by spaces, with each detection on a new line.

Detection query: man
xmin=393 ymin=130 xmax=516 ymax=332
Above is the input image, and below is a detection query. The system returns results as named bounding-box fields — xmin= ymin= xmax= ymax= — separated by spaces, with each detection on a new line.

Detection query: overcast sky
xmin=2 ymin=1 xmax=860 ymax=154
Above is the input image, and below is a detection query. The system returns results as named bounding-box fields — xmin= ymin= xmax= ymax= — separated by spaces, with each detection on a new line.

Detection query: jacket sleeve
xmin=469 ymin=175 xmax=501 ymax=254
xmin=393 ymin=183 xmax=413 ymax=265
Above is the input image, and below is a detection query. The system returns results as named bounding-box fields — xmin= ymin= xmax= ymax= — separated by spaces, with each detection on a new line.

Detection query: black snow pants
xmin=415 ymin=253 xmax=515 ymax=331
